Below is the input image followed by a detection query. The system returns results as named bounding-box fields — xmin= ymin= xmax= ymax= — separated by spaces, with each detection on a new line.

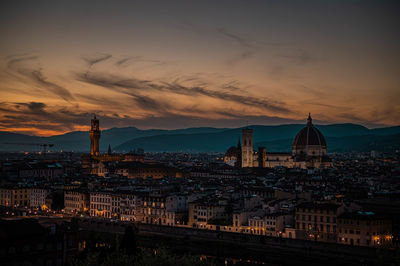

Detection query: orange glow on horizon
xmin=1 ymin=126 xmax=91 ymax=137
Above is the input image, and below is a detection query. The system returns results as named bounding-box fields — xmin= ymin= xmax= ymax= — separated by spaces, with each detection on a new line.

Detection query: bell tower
xmin=89 ymin=114 xmax=101 ymax=156
xmin=241 ymin=128 xmax=253 ymax=167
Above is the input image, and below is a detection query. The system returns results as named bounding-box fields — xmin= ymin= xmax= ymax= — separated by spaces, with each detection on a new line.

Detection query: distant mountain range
xmin=1 ymin=124 xmax=399 ymax=153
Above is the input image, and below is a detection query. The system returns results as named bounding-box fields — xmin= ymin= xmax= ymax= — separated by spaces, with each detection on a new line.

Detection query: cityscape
xmin=1 ymin=1 xmax=399 ymax=266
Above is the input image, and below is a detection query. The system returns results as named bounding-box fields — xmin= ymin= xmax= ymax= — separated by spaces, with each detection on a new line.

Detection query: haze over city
xmin=1 ymin=0 xmax=399 ymax=136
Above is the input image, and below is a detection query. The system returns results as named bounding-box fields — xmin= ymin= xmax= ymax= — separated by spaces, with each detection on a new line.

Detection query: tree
xmin=120 ymin=226 xmax=139 ymax=257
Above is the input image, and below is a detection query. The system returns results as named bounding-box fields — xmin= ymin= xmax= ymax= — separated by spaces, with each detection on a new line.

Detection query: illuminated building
xmin=137 ymin=195 xmax=167 ymax=225
xmin=82 ymin=115 xmax=144 ymax=174
xmin=241 ymin=128 xmax=253 ymax=167
xmin=224 ymin=146 xmax=239 ymax=165
xmin=30 ymin=188 xmax=50 ymax=209
xmin=224 ymin=138 xmax=242 ymax=167
xmin=64 ymin=190 xmax=89 ymax=213
xmin=229 ymin=114 xmax=333 ymax=169
xmin=291 ymin=114 xmax=332 ymax=169
xmin=188 ymin=197 xmax=230 ymax=229
xmin=245 ymin=214 xmax=291 ymax=236
xmin=337 ymin=211 xmax=393 ymax=247
xmin=89 ymin=192 xmax=112 ymax=218
xmin=0 ymin=187 xmax=30 ymax=208
xmin=257 ymin=147 xmax=266 ymax=168
xmin=119 ymin=193 xmax=138 ymax=221
xmin=89 ymin=115 xmax=101 ymax=156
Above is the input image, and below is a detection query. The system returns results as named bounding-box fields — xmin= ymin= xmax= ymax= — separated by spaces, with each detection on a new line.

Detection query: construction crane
xmin=5 ymin=143 xmax=54 ymax=159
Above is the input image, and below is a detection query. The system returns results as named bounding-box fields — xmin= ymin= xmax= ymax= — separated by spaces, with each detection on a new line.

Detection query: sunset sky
xmin=1 ymin=0 xmax=399 ymax=136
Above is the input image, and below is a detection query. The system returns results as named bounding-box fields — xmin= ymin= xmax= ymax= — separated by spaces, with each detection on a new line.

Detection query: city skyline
xmin=1 ymin=0 xmax=399 ymax=136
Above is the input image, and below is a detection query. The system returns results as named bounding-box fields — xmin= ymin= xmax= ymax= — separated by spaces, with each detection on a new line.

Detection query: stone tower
xmin=241 ymin=128 xmax=253 ymax=167
xmin=89 ymin=115 xmax=101 ymax=156
xmin=258 ymin=146 xmax=266 ymax=168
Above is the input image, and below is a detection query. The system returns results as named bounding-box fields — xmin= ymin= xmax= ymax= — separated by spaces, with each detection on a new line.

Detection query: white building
xmin=90 ymin=192 xmax=112 ymax=218
xmin=30 ymin=188 xmax=49 ymax=209
xmin=64 ymin=190 xmax=89 ymax=213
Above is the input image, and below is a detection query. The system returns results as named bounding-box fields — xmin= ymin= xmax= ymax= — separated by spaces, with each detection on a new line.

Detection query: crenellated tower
xmin=89 ymin=115 xmax=101 ymax=156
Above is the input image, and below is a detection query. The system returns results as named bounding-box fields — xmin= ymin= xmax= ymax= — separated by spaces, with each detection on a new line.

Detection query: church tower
xmin=241 ymin=128 xmax=253 ymax=167
xmin=89 ymin=115 xmax=101 ymax=156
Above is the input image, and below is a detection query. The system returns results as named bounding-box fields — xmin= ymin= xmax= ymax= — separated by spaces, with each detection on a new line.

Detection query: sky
xmin=0 ymin=0 xmax=399 ymax=136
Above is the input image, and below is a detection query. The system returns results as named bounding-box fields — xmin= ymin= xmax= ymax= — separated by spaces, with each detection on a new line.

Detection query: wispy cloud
xmin=81 ymin=53 xmax=112 ymax=68
xmin=217 ymin=27 xmax=258 ymax=66
xmin=180 ymin=21 xmax=282 ymax=66
xmin=115 ymin=56 xmax=164 ymax=67
xmin=75 ymin=70 xmax=291 ymax=114
xmin=280 ymin=49 xmax=317 ymax=64
xmin=5 ymin=54 xmax=75 ymax=102
xmin=0 ymin=100 xmax=296 ymax=135
xmin=217 ymin=28 xmax=253 ymax=48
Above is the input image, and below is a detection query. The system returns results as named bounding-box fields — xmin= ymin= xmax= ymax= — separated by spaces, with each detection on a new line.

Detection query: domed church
xmin=224 ymin=114 xmax=332 ymax=169
xmin=292 ymin=113 xmax=327 ymax=157
xmin=291 ymin=114 xmax=332 ymax=169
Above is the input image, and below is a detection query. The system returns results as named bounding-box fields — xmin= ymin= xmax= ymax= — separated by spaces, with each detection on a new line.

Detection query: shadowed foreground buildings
xmin=0 ymin=219 xmax=78 ymax=266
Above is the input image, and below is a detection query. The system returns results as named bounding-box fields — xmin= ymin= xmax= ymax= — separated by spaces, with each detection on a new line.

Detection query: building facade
xmin=0 ymin=187 xmax=30 ymax=208
xmin=337 ymin=211 xmax=393 ymax=247
xmin=241 ymin=128 xmax=253 ymax=167
xmin=30 ymin=188 xmax=50 ymax=209
xmin=295 ymin=202 xmax=341 ymax=243
xmin=89 ymin=192 xmax=112 ymax=218
xmin=64 ymin=190 xmax=89 ymax=214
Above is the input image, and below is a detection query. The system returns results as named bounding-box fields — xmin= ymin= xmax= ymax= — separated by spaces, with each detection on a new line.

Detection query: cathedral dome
xmin=292 ymin=114 xmax=327 ymax=156
xmin=225 ymin=146 xmax=238 ymax=158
